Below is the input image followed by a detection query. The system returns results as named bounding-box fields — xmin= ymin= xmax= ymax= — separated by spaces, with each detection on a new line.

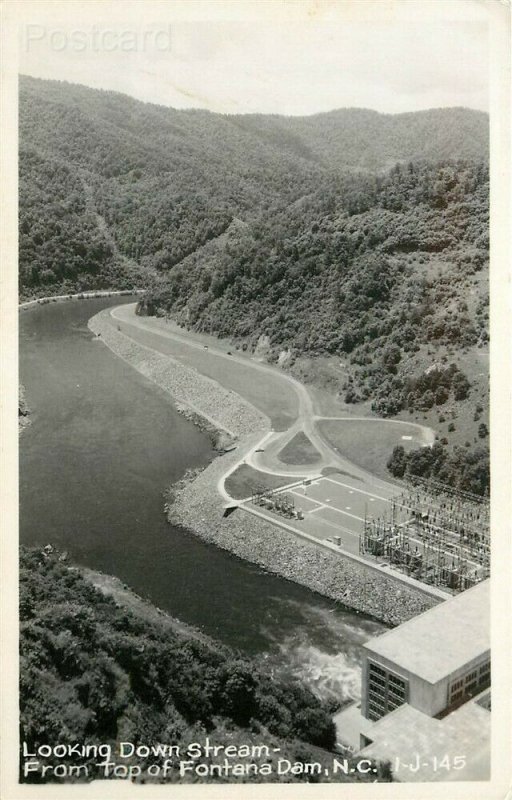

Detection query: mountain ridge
xmin=19 ymin=75 xmax=488 ymax=298
xmin=20 ymin=74 xmax=488 ymax=118
xmin=20 ymin=75 xmax=488 ymax=174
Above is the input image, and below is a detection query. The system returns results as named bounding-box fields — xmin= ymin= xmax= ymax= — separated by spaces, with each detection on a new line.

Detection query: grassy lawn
xmin=277 ymin=432 xmax=322 ymax=466
xmin=224 ymin=464 xmax=304 ymax=500
xmin=317 ymin=419 xmax=432 ymax=481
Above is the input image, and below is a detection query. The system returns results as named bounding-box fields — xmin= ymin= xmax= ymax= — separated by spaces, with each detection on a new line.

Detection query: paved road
xmin=109 ymin=304 xmax=422 ymax=496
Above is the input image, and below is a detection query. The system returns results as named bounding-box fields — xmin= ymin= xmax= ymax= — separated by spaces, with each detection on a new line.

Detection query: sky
xmin=14 ymin=0 xmax=490 ymax=116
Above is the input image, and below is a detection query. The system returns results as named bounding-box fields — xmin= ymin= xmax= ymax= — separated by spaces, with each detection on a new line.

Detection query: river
xmin=19 ymin=297 xmax=385 ymax=704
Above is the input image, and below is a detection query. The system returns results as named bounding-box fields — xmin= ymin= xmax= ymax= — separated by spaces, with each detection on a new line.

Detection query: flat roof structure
xmin=358 ymin=692 xmax=491 ymax=782
xmin=363 ymin=579 xmax=489 ymax=683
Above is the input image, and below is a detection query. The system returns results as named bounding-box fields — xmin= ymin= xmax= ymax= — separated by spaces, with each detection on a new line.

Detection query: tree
xmin=435 ymin=385 xmax=449 ymax=405
xmin=387 ymin=446 xmax=407 ymax=478
xmin=478 ymin=423 xmax=488 ymax=439
xmin=452 ymin=372 xmax=470 ymax=401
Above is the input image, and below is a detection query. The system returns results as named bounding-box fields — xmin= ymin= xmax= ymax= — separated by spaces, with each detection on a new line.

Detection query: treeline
xmin=387 ymin=442 xmax=489 ymax=497
xmin=19 ymin=547 xmax=389 ymax=784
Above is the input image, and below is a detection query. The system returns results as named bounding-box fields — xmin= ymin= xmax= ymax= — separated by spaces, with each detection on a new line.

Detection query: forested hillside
xmin=19 ymin=75 xmax=487 ymax=296
xmin=142 ymin=160 xmax=488 ymax=369
xmin=19 ymin=546 xmax=391 ymax=784
xmin=18 ymin=76 xmax=489 ymax=491
xmin=140 ymin=161 xmax=489 ymax=493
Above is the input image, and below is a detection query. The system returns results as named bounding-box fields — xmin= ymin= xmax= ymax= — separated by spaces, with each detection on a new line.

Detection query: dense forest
xmin=387 ymin=442 xmax=489 ymax=496
xmin=19 ymin=546 xmax=391 ymax=784
xmin=18 ymin=76 xmax=489 ymax=492
xmin=141 ymin=160 xmax=488 ymax=390
xmin=19 ymin=76 xmax=488 ymax=296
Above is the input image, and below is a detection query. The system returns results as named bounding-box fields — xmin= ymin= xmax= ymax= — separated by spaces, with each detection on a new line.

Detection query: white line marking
xmin=290 ymin=490 xmax=324 ymax=507
xmin=323 ymin=476 xmax=392 ymax=503
xmin=309 ymin=515 xmax=360 ymax=539
xmin=317 ymin=506 xmax=366 ymax=524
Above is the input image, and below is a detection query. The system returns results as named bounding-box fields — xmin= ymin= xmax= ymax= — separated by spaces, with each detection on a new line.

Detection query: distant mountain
xmin=230 ymin=106 xmax=489 ymax=171
xmin=19 ymin=76 xmax=488 ymax=297
xmin=20 ymin=76 xmax=488 ymax=173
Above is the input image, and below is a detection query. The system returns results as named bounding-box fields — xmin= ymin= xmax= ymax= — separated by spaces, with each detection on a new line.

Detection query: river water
xmin=19 ymin=297 xmax=385 ymax=703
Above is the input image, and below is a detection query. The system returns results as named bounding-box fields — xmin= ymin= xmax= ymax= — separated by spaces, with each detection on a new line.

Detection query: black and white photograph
xmin=1 ymin=1 xmax=511 ymax=798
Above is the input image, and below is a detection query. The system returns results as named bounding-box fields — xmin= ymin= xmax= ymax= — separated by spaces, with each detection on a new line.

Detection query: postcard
xmin=1 ymin=1 xmax=510 ymax=798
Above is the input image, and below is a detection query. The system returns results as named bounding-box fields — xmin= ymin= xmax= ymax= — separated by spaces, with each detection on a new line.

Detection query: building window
xmin=366 ymin=662 xmax=408 ymax=721
xmin=449 ymin=659 xmax=491 ymax=705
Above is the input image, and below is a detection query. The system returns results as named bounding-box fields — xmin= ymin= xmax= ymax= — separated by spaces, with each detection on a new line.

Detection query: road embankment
xmin=88 ymin=308 xmax=267 ymax=446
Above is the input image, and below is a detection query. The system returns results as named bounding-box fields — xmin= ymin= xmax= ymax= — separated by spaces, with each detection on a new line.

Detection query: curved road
xmin=109 ymin=304 xmax=434 ymax=499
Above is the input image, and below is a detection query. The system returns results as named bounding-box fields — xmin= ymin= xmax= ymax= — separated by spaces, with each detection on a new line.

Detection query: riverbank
xmin=78 ymin=564 xmax=218 ymax=648
xmin=89 ymin=308 xmax=267 ymax=447
xmin=19 ymin=288 xmax=144 ymax=311
xmin=18 ymin=384 xmax=31 ymax=434
xmin=21 ymin=546 xmax=381 ymax=785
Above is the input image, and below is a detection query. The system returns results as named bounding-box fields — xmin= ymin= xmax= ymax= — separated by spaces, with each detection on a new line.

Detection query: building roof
xmin=363 ymin=580 xmax=490 ymax=683
xmin=358 ymin=694 xmax=490 ymax=782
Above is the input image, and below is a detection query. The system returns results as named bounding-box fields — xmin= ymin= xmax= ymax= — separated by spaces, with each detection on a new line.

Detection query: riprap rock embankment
xmin=88 ymin=309 xmax=267 ymax=446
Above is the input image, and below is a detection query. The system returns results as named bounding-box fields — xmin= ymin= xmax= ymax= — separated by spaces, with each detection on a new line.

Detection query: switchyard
xmin=241 ymin=472 xmax=489 ymax=595
xmin=251 ymin=484 xmax=304 ymax=520
xmin=360 ymin=476 xmax=490 ymax=593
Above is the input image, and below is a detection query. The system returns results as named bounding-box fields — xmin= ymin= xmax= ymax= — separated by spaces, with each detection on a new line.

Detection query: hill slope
xmin=19 ymin=76 xmax=488 ymax=296
xmin=18 ymin=77 xmax=489 ymax=491
xmin=19 ymin=546 xmax=392 ymax=784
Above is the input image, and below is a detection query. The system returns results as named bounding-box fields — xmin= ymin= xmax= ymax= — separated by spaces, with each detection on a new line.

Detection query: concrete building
xmin=335 ymin=580 xmax=490 ymax=781
xmin=362 ymin=579 xmax=490 ymax=723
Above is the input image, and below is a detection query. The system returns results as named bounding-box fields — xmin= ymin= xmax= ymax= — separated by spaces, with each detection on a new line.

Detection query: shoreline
xmin=18 ymin=384 xmax=31 ymax=435
xmin=89 ymin=308 xmax=441 ymax=626
xmin=76 ymin=564 xmax=220 ymax=649
xmin=166 ymin=442 xmax=439 ymax=626
xmin=19 ymin=288 xmax=144 ymax=311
